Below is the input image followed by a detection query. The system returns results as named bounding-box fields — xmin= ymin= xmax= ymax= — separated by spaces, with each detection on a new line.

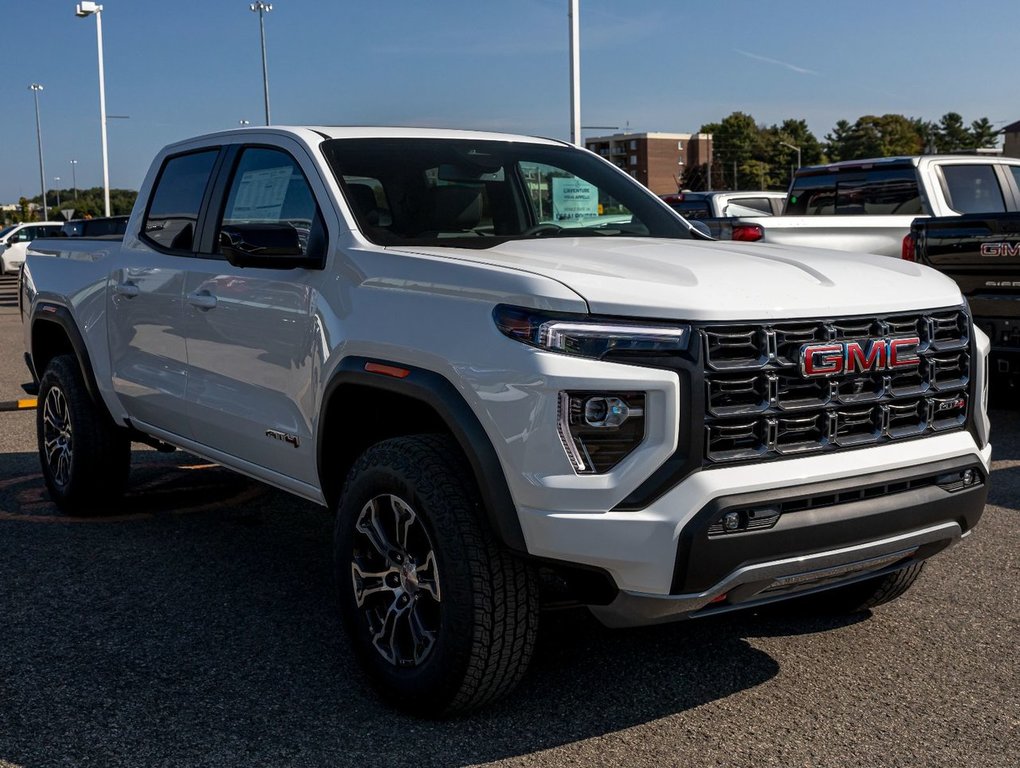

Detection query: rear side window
xmin=1010 ymin=167 xmax=1020 ymax=198
xmin=143 ymin=150 xmax=218 ymax=251
xmin=787 ymin=168 xmax=921 ymax=215
xmin=942 ymin=165 xmax=1006 ymax=214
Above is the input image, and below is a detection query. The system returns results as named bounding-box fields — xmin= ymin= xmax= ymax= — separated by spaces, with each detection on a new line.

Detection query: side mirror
xmin=219 ymin=223 xmax=321 ymax=270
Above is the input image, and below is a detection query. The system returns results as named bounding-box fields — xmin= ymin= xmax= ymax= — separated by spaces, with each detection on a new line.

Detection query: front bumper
xmin=517 ymin=431 xmax=991 ymax=619
xmin=590 ymin=454 xmax=986 ymax=627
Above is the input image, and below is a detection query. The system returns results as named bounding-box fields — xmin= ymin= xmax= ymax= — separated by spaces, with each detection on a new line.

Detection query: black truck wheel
xmin=36 ymin=354 xmax=130 ymax=514
xmin=334 ymin=434 xmax=538 ymax=716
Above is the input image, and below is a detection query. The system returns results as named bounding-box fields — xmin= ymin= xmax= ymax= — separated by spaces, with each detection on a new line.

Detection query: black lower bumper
xmin=673 ymin=455 xmax=986 ymax=595
xmin=588 ymin=455 xmax=988 ymax=628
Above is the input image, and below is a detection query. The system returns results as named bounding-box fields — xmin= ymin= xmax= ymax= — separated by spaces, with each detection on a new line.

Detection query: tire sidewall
xmin=334 ymin=455 xmax=476 ymax=710
xmin=36 ymin=358 xmax=80 ymax=506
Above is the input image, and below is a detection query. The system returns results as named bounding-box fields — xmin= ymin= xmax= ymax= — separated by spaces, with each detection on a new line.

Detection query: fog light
xmin=558 ymin=391 xmax=646 ymax=474
xmin=963 ymin=469 xmax=975 ymax=486
xmin=584 ymin=396 xmax=632 ymax=427
xmin=722 ymin=511 xmax=742 ymax=532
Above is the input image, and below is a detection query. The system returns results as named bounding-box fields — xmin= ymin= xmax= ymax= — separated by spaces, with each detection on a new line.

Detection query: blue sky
xmin=2 ymin=0 xmax=1018 ymax=204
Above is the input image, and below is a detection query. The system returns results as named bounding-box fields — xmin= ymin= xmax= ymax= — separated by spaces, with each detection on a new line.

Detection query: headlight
xmin=493 ymin=305 xmax=690 ymax=360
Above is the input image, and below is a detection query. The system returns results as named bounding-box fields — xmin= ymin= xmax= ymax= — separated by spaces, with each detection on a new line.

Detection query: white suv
xmin=1 ymin=222 xmax=63 ymax=275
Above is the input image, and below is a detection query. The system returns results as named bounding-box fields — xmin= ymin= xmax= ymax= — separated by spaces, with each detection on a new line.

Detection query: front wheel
xmin=334 ymin=434 xmax=539 ymax=716
xmin=36 ymin=354 xmax=130 ymax=514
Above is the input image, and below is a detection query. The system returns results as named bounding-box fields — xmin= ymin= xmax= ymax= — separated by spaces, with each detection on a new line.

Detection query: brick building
xmin=585 ymin=132 xmax=713 ymax=195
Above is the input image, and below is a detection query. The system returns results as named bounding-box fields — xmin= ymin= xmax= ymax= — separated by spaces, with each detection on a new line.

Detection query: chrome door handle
xmin=186 ymin=290 xmax=218 ymax=310
xmin=114 ymin=281 xmax=140 ymax=298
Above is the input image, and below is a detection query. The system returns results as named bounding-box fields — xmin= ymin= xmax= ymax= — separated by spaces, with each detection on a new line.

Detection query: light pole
xmin=250 ymin=2 xmax=273 ymax=126
xmin=779 ymin=142 xmax=803 ymax=170
xmin=54 ymin=178 xmax=62 ymax=210
xmin=568 ymin=0 xmax=580 ymax=146
xmin=70 ymin=160 xmax=79 ymax=200
xmin=75 ymin=1 xmax=111 ymax=217
xmin=29 ymin=84 xmax=47 ymax=221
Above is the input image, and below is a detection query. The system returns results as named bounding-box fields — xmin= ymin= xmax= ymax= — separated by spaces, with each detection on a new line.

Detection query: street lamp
xmin=54 ymin=178 xmax=61 ymax=210
xmin=779 ymin=141 xmax=801 ymax=169
xmin=75 ymin=1 xmax=111 ymax=217
xmin=250 ymin=2 xmax=273 ymax=126
xmin=568 ymin=0 xmax=580 ymax=146
xmin=29 ymin=84 xmax=47 ymax=221
xmin=69 ymin=159 xmax=79 ymax=200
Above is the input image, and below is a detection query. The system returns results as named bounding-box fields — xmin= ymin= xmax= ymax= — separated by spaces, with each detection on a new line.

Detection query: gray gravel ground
xmin=1 ymin=274 xmax=1017 ymax=767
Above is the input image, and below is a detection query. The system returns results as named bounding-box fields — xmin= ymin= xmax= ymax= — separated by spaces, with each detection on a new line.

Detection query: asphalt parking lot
xmin=0 ymin=273 xmax=1017 ymax=768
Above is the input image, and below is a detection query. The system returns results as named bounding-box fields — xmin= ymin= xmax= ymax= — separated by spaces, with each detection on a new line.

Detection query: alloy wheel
xmin=42 ymin=386 xmax=73 ymax=488
xmin=351 ymin=494 xmax=442 ymax=667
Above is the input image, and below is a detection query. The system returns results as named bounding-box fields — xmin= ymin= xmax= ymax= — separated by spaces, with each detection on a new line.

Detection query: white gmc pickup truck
xmin=21 ymin=127 xmax=992 ymax=715
xmin=733 ymin=155 xmax=1020 ymax=257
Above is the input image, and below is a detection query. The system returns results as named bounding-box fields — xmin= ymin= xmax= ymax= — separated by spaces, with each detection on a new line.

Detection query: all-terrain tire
xmin=334 ymin=434 xmax=539 ymax=716
xmin=36 ymin=354 xmax=131 ymax=514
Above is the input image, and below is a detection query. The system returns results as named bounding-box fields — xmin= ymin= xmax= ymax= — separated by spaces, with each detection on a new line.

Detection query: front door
xmin=184 ymin=144 xmax=328 ymax=485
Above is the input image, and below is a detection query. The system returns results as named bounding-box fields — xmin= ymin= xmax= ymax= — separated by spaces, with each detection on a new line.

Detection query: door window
xmin=942 ymin=165 xmax=1006 ymax=214
xmin=143 ymin=150 xmax=219 ymax=251
xmin=218 ymin=147 xmax=325 ymax=259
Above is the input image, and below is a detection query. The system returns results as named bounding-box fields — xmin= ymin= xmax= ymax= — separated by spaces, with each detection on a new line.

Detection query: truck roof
xmin=163 ymin=125 xmax=569 ymax=153
xmin=797 ymin=154 xmax=1020 ymax=177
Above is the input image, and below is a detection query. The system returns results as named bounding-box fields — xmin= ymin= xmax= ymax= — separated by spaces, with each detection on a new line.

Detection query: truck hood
xmin=392 ymin=237 xmax=965 ymax=321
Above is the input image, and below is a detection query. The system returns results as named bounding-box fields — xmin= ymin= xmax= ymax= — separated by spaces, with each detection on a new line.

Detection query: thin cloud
xmin=734 ymin=49 xmax=819 ymax=76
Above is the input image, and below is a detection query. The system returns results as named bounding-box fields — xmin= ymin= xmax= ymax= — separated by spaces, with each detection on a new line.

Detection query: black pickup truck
xmin=909 ymin=212 xmax=1020 ymax=394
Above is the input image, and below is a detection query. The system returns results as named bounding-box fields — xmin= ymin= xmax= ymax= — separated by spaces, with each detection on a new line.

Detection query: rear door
xmin=182 ymin=141 xmax=330 ymax=485
xmin=107 ymin=148 xmax=221 ymax=437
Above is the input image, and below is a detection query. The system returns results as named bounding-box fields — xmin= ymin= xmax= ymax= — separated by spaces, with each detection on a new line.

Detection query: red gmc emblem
xmin=800 ymin=337 xmax=921 ymax=377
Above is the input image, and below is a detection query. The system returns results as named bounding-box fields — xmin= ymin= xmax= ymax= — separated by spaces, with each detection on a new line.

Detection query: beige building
xmin=585 ymin=132 xmax=713 ymax=195
xmin=1003 ymin=120 xmax=1020 ymax=159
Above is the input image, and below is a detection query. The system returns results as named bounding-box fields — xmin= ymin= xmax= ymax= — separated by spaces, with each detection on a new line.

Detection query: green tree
xmin=824 ymin=120 xmax=854 ymax=162
xmin=970 ymin=117 xmax=999 ymax=149
xmin=825 ymin=115 xmax=922 ymax=160
xmin=936 ymin=112 xmax=972 ymax=152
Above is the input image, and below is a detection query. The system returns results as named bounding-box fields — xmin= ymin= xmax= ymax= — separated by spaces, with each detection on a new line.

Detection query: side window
xmin=1008 ymin=167 xmax=1020 ymax=205
xmin=143 ymin=150 xmax=218 ymax=251
xmin=943 ymin=165 xmax=1006 ymax=214
xmin=219 ymin=147 xmax=325 ymax=258
xmin=728 ymin=197 xmax=774 ymax=214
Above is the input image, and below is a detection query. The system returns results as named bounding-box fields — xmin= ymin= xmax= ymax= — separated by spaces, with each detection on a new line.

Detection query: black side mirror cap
xmin=219 ymin=223 xmax=323 ymax=270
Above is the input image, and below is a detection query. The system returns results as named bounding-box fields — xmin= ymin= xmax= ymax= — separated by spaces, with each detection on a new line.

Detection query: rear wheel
xmin=334 ymin=434 xmax=538 ymax=716
xmin=36 ymin=354 xmax=130 ymax=514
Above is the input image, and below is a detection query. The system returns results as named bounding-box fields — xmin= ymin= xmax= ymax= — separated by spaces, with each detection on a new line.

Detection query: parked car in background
xmin=0 ymin=221 xmax=64 ymax=275
xmin=726 ymin=155 xmax=1020 ymax=256
xmin=661 ymin=190 xmax=786 ymax=218
xmin=661 ymin=191 xmax=786 ymax=239
xmin=907 ymin=211 xmax=1020 ymax=396
xmin=60 ymin=215 xmax=129 ymax=238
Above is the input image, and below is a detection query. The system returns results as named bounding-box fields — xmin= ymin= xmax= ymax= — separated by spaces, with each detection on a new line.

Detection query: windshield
xmin=0 ymin=225 xmax=15 ymax=241
xmin=321 ymin=138 xmax=693 ymax=248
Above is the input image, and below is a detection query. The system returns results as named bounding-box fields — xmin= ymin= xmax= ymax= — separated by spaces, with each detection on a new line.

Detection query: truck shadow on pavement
xmin=0 ymin=449 xmax=868 ymax=767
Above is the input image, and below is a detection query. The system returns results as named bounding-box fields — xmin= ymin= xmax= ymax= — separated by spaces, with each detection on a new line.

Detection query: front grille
xmin=703 ymin=308 xmax=971 ymax=465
